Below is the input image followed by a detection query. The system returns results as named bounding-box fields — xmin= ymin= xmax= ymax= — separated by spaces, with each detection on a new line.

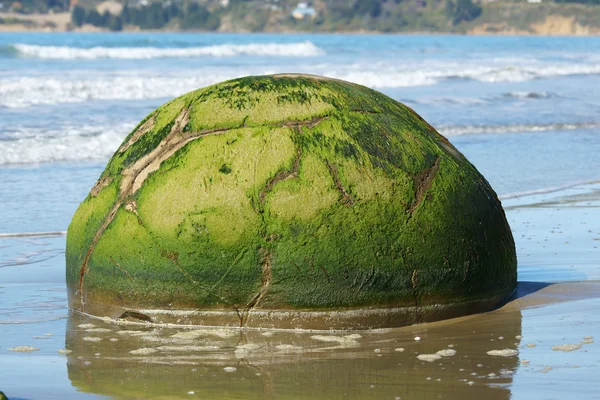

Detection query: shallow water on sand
xmin=1 ymin=184 xmax=599 ymax=399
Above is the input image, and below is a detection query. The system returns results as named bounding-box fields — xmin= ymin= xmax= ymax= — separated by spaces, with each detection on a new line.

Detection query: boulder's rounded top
xmin=104 ymin=74 xmax=463 ymax=179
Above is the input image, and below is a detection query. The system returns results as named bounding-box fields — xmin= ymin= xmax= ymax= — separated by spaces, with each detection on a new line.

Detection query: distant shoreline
xmin=1 ymin=11 xmax=599 ymax=36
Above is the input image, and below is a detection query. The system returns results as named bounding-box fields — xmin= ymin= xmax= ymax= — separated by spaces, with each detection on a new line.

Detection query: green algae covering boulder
xmin=66 ymin=74 xmax=517 ymax=330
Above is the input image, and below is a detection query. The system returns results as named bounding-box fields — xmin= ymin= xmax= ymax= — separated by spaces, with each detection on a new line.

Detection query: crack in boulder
xmin=117 ymin=114 xmax=156 ymax=154
xmin=409 ymin=157 xmax=441 ymax=216
xmin=326 ymin=161 xmax=354 ymax=206
xmin=77 ymin=109 xmax=330 ymax=310
xmin=411 ymin=269 xmax=420 ymax=323
xmin=258 ymin=143 xmax=303 ymax=206
xmin=124 ymin=199 xmax=144 ymax=225
xmin=90 ymin=176 xmax=113 ymax=197
xmin=109 ymin=256 xmax=134 ymax=281
xmin=240 ymin=248 xmax=272 ymax=327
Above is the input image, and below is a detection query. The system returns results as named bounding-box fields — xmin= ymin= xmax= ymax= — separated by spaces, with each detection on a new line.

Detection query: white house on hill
xmin=292 ymin=2 xmax=316 ymax=19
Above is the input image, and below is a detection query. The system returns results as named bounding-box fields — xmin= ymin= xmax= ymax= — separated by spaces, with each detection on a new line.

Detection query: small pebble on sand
xmin=414 ymin=336 xmax=421 ymax=341
xmin=394 ymin=348 xmax=405 ymax=352
xmin=57 ymin=349 xmax=72 ymax=354
xmin=224 ymin=366 xmax=237 ymax=372
xmin=83 ymin=337 xmax=102 ymax=342
xmin=77 ymin=324 xmax=96 ymax=329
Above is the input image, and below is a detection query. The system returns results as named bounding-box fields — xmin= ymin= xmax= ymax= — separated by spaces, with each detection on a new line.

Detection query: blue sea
xmin=1 ymin=33 xmax=600 ymax=234
xmin=1 ymin=33 xmax=600 ymax=400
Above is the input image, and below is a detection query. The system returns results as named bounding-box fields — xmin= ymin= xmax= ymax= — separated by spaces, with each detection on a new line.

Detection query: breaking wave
xmin=0 ymin=124 xmax=132 ymax=165
xmin=438 ymin=121 xmax=600 ymax=137
xmin=3 ymin=60 xmax=600 ymax=108
xmin=0 ymin=75 xmax=225 ymax=108
xmin=10 ymin=41 xmax=325 ymax=59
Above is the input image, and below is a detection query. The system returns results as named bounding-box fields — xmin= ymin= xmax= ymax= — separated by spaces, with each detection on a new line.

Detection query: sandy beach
xmin=0 ymin=181 xmax=598 ymax=399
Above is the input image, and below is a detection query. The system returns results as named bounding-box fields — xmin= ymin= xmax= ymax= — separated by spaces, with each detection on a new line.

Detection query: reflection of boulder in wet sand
xmin=66 ymin=74 xmax=516 ymax=329
xmin=65 ymin=309 xmax=521 ymax=400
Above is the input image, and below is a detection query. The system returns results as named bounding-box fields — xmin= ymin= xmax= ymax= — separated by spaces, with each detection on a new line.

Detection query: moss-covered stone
xmin=66 ymin=74 xmax=517 ymax=330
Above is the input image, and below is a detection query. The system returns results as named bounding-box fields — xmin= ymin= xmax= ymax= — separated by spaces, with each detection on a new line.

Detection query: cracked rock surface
xmin=66 ymin=74 xmax=516 ymax=329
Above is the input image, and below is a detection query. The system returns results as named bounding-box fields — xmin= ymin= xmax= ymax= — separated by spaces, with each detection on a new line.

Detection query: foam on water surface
xmin=551 ymin=344 xmax=582 ymax=352
xmin=486 ymin=349 xmax=519 ymax=357
xmin=12 ymin=41 xmax=325 ymax=60
xmin=9 ymin=346 xmax=40 ymax=352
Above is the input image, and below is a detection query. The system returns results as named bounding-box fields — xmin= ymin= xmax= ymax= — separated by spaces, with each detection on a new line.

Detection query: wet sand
xmin=0 ymin=182 xmax=599 ymax=399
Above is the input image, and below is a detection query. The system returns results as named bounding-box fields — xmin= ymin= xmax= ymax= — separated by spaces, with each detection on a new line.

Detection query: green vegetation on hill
xmin=2 ymin=0 xmax=600 ymax=33
xmin=66 ymin=0 xmax=488 ymax=32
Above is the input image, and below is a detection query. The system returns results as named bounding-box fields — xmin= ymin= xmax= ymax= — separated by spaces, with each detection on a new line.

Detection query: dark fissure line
xmin=326 ymin=161 xmax=354 ymax=206
xmin=409 ymin=156 xmax=441 ymax=216
xmin=78 ymin=110 xmax=329 ymax=310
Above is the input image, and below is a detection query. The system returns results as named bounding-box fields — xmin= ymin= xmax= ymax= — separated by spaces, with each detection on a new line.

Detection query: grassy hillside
xmin=1 ymin=0 xmax=600 ymax=34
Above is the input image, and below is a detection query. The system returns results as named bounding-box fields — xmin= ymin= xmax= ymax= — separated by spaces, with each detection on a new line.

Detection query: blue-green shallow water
xmin=0 ymin=33 xmax=599 ymax=399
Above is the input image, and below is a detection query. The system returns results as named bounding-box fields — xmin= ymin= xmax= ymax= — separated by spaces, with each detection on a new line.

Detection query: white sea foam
xmin=12 ymin=41 xmax=325 ymax=60
xmin=0 ymin=124 xmax=131 ymax=166
xmin=438 ymin=121 xmax=600 ymax=137
xmin=4 ymin=59 xmax=600 ymax=108
xmin=0 ymin=75 xmax=227 ymax=108
xmin=330 ymin=63 xmax=600 ymax=87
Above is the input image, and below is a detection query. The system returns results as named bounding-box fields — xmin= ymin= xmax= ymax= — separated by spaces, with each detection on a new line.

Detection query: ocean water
xmin=1 ymin=33 xmax=600 ymax=399
xmin=1 ymin=33 xmax=600 ymax=234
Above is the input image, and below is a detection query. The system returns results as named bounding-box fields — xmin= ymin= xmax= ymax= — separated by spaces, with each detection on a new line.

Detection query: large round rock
xmin=66 ymin=74 xmax=516 ymax=329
